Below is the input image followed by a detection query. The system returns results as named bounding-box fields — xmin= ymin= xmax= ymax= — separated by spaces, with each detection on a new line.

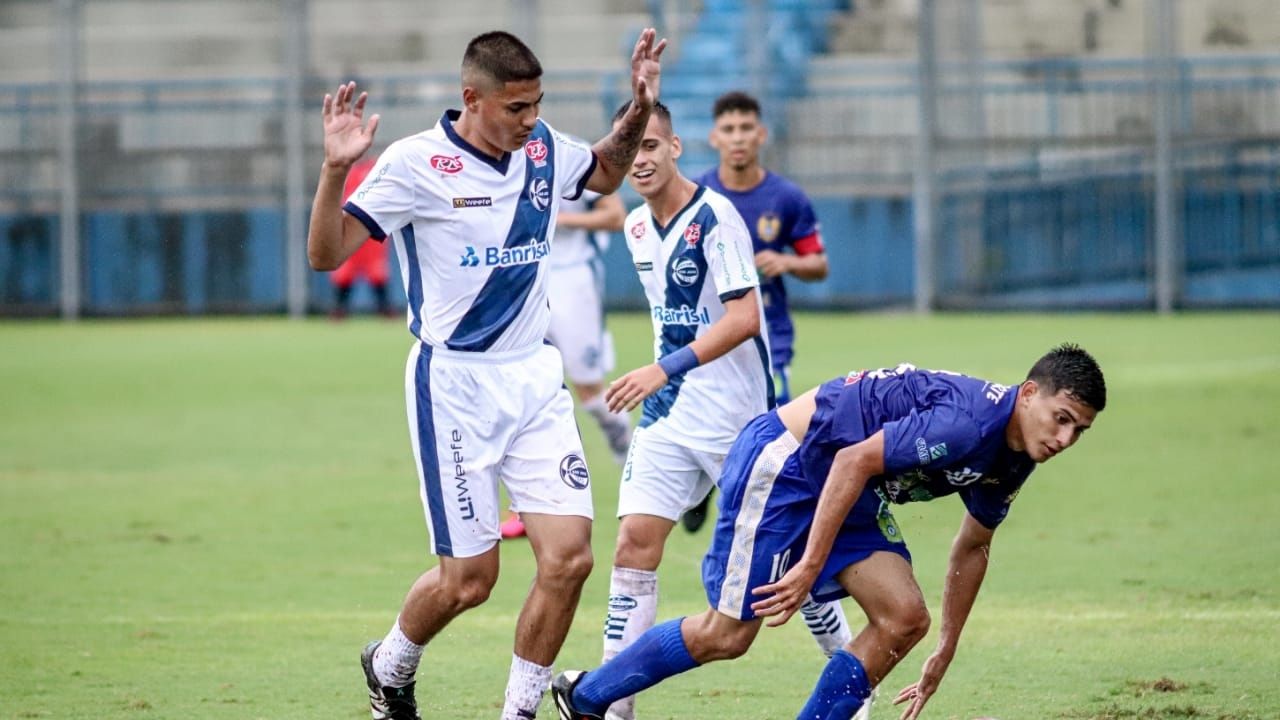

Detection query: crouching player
xmin=554 ymin=344 xmax=1107 ymax=720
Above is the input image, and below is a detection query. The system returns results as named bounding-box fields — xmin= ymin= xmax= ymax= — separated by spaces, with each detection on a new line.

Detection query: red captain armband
xmin=793 ymin=233 xmax=825 ymax=256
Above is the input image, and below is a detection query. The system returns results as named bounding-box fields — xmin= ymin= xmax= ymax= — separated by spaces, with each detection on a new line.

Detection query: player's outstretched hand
xmin=629 ymin=28 xmax=668 ymax=111
xmin=606 ymin=364 xmax=668 ymax=413
xmin=322 ymin=81 xmax=380 ymax=169
xmin=749 ymin=561 xmax=819 ymax=627
xmin=892 ymin=649 xmax=952 ymax=720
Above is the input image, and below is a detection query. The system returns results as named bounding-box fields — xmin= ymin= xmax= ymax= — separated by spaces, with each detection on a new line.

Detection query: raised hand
xmin=321 ymin=81 xmax=380 ymax=169
xmin=629 ymin=28 xmax=668 ymax=111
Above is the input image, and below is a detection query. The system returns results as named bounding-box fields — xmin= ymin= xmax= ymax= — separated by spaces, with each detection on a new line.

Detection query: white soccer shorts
xmin=405 ymin=342 xmax=594 ymax=558
xmin=546 ymin=261 xmax=613 ymax=386
xmin=616 ymin=425 xmax=727 ymax=521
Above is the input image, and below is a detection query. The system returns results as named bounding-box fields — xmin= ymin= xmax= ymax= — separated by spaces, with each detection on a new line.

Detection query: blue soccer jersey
xmin=798 ymin=363 xmax=1033 ymax=528
xmin=696 ymin=169 xmax=824 ymax=369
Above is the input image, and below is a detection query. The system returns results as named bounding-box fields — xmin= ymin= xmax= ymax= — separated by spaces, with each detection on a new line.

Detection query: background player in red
xmin=329 ymin=157 xmax=392 ymax=319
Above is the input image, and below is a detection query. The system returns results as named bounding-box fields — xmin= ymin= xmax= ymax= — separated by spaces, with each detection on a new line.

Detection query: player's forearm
xmin=588 ymin=104 xmax=651 ymax=193
xmin=935 ymin=534 xmax=990 ymax=657
xmin=559 ymin=206 xmax=623 ymax=232
xmin=798 ymin=449 xmax=869 ymax=572
xmin=308 ymin=162 xmax=354 ymax=270
xmin=788 ymin=252 xmax=829 ymax=281
xmin=687 ymin=297 xmax=760 ymax=367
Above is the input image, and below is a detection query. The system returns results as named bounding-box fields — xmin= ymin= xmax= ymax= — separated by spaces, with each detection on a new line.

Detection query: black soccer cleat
xmin=360 ymin=640 xmax=422 ymax=720
xmin=551 ymin=670 xmax=604 ymax=720
xmin=680 ymin=488 xmax=714 ymax=533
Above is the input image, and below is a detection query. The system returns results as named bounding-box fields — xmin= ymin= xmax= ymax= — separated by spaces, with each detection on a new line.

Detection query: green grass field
xmin=2 ymin=312 xmax=1278 ymax=720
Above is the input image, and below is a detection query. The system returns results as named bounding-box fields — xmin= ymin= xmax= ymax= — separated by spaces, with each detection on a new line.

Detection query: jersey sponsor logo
xmin=683 ymin=222 xmax=702 ymax=247
xmin=524 ymin=138 xmax=549 ymax=167
xmin=460 ymin=246 xmax=480 ymax=267
xmin=355 ymin=162 xmax=392 ymax=201
xmin=528 ymin=176 xmax=551 ymax=212
xmin=916 ymin=438 xmax=949 ymax=464
xmin=652 ymin=304 xmax=711 ymax=326
xmin=452 ymin=196 xmax=492 ymax=208
xmin=634 ymin=261 xmax=654 ymax=272
xmin=559 ymin=453 xmax=590 ymax=489
xmin=757 ymin=212 xmax=781 ymax=243
xmin=944 ymin=468 xmax=984 ymax=487
xmin=671 ymin=257 xmax=700 ymax=287
xmin=460 ymin=241 xmax=551 ymax=268
xmin=430 ymin=154 xmax=464 ymax=174
xmin=629 ymin=221 xmax=646 ymax=240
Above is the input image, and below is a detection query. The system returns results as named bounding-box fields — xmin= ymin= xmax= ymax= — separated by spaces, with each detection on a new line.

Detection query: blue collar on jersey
xmin=441 ymin=109 xmax=512 ymax=174
xmin=652 ymin=185 xmax=707 ymax=239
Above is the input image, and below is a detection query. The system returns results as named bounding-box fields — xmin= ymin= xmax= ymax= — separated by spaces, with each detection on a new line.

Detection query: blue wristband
xmin=658 ymin=346 xmax=700 ymax=379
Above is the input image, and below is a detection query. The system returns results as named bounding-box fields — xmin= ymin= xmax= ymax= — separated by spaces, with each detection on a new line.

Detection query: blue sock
xmin=796 ymin=649 xmax=872 ymax=720
xmin=573 ymin=617 xmax=700 ymax=715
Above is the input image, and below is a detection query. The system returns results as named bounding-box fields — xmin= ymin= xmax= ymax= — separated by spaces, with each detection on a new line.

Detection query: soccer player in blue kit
xmin=308 ymin=28 xmax=667 ymax=720
xmin=553 ymin=344 xmax=1107 ymax=720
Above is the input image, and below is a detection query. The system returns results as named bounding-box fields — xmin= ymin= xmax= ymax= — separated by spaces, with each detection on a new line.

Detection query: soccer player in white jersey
xmin=306 ymin=29 xmax=666 ymax=720
xmin=502 ymin=188 xmax=632 ymax=540
xmin=594 ymin=101 xmax=852 ymax=720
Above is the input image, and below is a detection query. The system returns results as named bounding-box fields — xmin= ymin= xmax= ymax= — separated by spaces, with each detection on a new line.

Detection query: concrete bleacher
xmin=0 ymin=0 xmax=649 ymax=83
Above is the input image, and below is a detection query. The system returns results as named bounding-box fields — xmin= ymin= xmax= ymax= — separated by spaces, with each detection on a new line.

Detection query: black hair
xmin=1026 ymin=343 xmax=1107 ymax=412
xmin=611 ymin=100 xmax=672 ymax=130
xmin=462 ymin=31 xmax=542 ymax=84
xmin=712 ymin=90 xmax=762 ymax=119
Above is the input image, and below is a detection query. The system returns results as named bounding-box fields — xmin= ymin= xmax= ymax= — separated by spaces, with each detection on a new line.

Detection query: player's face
xmin=709 ymin=110 xmax=766 ymax=171
xmin=1014 ymin=381 xmax=1098 ymax=463
xmin=465 ymin=78 xmax=543 ymax=154
xmin=624 ymin=113 xmax=681 ymax=199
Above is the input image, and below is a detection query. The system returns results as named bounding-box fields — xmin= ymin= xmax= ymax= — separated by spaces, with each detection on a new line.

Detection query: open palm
xmin=629 ymin=28 xmax=668 ymax=111
xmin=322 ymin=81 xmax=379 ymax=168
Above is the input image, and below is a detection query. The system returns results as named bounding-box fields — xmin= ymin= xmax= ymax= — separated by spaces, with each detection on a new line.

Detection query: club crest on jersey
xmin=671 ymin=257 xmax=700 ymax=287
xmin=630 ymin=222 xmax=646 ymax=240
xmin=528 ymin=177 xmax=551 ymax=212
xmin=683 ymin=223 xmax=702 ymax=247
xmin=430 ymin=154 xmax=464 ymax=174
xmin=524 ymin=138 xmax=548 ymax=167
xmin=757 ymin=213 xmax=781 ymax=244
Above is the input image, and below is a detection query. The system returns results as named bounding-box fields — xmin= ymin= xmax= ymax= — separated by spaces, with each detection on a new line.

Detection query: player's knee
xmin=885 ymin=601 xmax=931 ymax=648
xmin=612 ymin=523 xmax=664 ymax=568
xmin=685 ymin=614 xmax=755 ymax=662
xmin=449 ymin=576 xmax=496 ymax=611
xmin=538 ymin=544 xmax=594 ymax=588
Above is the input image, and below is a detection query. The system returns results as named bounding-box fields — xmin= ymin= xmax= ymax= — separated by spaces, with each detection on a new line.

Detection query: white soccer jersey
xmin=624 ymin=185 xmax=773 ymax=452
xmin=345 ymin=110 xmax=597 ymax=352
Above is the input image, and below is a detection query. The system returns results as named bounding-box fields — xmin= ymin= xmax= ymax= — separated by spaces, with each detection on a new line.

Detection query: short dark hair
xmin=611 ymin=100 xmax=673 ymax=131
xmin=712 ymin=90 xmax=762 ymax=119
xmin=462 ymin=31 xmax=542 ymax=85
xmin=1026 ymin=343 xmax=1107 ymax=412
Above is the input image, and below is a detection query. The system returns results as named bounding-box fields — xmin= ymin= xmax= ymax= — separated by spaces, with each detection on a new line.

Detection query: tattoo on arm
xmin=597 ymin=106 xmax=650 ymax=174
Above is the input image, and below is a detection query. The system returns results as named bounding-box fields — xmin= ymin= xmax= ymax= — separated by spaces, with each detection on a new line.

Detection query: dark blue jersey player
xmin=554 ymin=344 xmax=1107 ymax=720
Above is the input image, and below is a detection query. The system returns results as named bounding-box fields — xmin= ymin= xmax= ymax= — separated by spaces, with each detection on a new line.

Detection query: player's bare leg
xmin=506 ymin=512 xmax=593 ymax=719
xmin=837 ymin=551 xmax=931 ymax=683
xmin=602 ymin=513 xmax=675 ymax=719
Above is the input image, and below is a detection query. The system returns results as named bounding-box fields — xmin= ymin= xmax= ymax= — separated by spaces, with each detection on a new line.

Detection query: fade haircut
xmin=712 ymin=90 xmax=762 ymax=120
xmin=1026 ymin=343 xmax=1107 ymax=412
xmin=462 ymin=31 xmax=542 ymax=87
xmin=612 ymin=100 xmax=673 ymax=134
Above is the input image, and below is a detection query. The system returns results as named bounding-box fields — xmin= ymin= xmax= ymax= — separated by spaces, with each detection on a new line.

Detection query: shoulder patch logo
xmin=430 ymin=155 xmax=464 ymax=174
xmin=630 ymin=221 xmax=646 ymax=240
xmin=524 ymin=138 xmax=548 ymax=167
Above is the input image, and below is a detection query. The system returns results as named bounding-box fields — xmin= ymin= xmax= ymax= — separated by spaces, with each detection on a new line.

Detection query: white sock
xmin=800 ymin=598 xmax=853 ymax=658
xmin=373 ymin=617 xmax=424 ymax=688
xmin=602 ymin=566 xmax=657 ymax=720
xmin=501 ymin=654 xmax=551 ymax=720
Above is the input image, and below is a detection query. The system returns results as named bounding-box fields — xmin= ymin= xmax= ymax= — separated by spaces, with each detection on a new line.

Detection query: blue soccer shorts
xmin=702 ymin=410 xmax=911 ymax=620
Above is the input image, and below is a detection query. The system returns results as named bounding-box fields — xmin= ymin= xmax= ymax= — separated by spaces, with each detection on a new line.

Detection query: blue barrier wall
xmin=2 ymin=183 xmax=1276 ymax=315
